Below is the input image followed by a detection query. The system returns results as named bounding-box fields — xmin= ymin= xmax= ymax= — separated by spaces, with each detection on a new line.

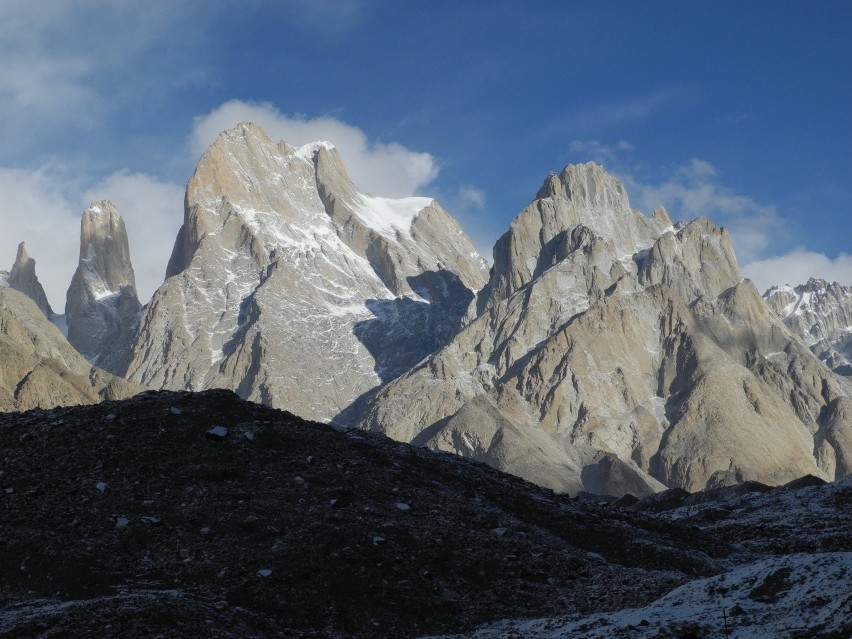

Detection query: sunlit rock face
xmin=64 ymin=200 xmax=141 ymax=364
xmin=360 ymin=162 xmax=852 ymax=495
xmin=0 ymin=286 xmax=142 ymax=411
xmin=1 ymin=242 xmax=54 ymax=317
xmin=119 ymin=122 xmax=488 ymax=422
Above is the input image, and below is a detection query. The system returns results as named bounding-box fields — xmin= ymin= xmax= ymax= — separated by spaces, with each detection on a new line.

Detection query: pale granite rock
xmin=360 ymin=163 xmax=851 ymax=495
xmin=65 ymin=200 xmax=141 ymax=363
xmin=120 ymin=123 xmax=488 ymax=422
xmin=0 ymin=287 xmax=143 ymax=412
xmin=3 ymin=242 xmax=53 ymax=317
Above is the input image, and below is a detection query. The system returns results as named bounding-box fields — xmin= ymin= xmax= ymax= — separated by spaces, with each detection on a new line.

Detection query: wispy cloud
xmin=568 ymin=139 xmax=634 ymax=164
xmin=551 ymin=88 xmax=682 ymax=135
xmin=457 ymin=185 xmax=486 ymax=209
xmin=0 ymin=1 xmax=207 ymax=160
xmin=276 ymin=0 xmax=369 ymax=35
xmin=618 ymin=158 xmax=785 ymax=264
xmin=0 ymin=165 xmax=80 ymax=308
xmin=0 ymin=164 xmax=185 ymax=309
xmin=743 ymin=249 xmax=852 ymax=293
xmin=191 ymin=100 xmax=440 ymax=198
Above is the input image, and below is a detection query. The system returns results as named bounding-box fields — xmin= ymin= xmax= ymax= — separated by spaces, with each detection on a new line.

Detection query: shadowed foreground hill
xmin=0 ymin=390 xmax=849 ymax=638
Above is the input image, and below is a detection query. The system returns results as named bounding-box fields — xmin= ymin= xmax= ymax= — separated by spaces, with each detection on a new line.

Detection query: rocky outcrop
xmin=359 ymin=163 xmax=852 ymax=495
xmin=119 ymin=123 xmax=488 ymax=421
xmin=0 ymin=286 xmax=143 ymax=412
xmin=0 ymin=242 xmax=53 ymax=317
xmin=65 ymin=201 xmax=141 ymax=364
xmin=764 ymin=278 xmax=852 ymax=376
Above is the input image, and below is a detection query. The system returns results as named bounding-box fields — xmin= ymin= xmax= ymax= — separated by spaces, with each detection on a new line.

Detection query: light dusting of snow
xmin=77 ymin=263 xmax=116 ymax=301
xmin=87 ymin=202 xmax=106 ymax=217
xmin=434 ymin=553 xmax=852 ymax=639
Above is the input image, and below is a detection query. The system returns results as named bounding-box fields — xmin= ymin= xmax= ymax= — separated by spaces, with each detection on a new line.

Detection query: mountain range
xmin=1 ymin=121 xmax=850 ymax=498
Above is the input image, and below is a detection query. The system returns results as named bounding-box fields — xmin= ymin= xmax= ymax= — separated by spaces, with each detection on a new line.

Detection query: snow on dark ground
xmin=435 ymin=477 xmax=852 ymax=638
xmin=0 ymin=389 xmax=849 ymax=638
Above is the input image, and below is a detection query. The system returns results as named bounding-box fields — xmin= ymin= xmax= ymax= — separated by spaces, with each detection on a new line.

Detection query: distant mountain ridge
xmin=764 ymin=278 xmax=852 ymax=376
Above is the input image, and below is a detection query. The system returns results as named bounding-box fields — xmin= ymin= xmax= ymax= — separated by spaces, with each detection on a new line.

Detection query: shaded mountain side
xmin=0 ymin=390 xmax=849 ymax=638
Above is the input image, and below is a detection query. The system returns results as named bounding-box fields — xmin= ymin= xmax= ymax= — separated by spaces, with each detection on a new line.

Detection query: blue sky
xmin=1 ymin=0 xmax=850 ymax=307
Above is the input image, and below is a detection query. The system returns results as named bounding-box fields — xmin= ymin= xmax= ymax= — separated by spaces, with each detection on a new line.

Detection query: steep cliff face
xmin=764 ymin=278 xmax=852 ymax=376
xmin=0 ymin=286 xmax=143 ymax=412
xmin=64 ymin=200 xmax=141 ymax=364
xmin=0 ymin=242 xmax=53 ymax=317
xmin=119 ymin=123 xmax=488 ymax=421
xmin=359 ymin=163 xmax=851 ymax=495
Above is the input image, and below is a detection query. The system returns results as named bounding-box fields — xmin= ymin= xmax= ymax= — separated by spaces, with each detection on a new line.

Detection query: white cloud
xmin=1 ymin=98 xmax=440 ymax=312
xmin=615 ymin=158 xmax=851 ymax=288
xmin=458 ymin=185 xmax=486 ymax=209
xmin=0 ymin=165 xmax=184 ymax=310
xmin=82 ymin=171 xmax=185 ymax=303
xmin=191 ymin=100 xmax=439 ymax=198
xmin=568 ymin=140 xmax=617 ymax=164
xmin=0 ymin=166 xmax=80 ymax=310
xmin=0 ymin=1 xmax=205 ymax=158
xmin=743 ymin=249 xmax=852 ymax=293
xmin=620 ymin=159 xmax=785 ymax=264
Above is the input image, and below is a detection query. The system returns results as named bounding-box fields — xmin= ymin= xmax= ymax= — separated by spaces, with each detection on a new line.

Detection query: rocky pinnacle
xmin=65 ymin=200 xmax=141 ymax=362
xmin=6 ymin=241 xmax=53 ymax=317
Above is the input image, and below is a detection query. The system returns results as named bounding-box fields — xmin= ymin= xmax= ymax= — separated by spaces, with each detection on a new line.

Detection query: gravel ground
xmin=0 ymin=389 xmax=845 ymax=638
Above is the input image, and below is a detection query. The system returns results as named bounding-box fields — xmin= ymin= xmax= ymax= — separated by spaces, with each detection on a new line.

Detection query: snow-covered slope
xmin=116 ymin=123 xmax=488 ymax=422
xmin=764 ymin=278 xmax=852 ymax=376
xmin=432 ymin=475 xmax=852 ymax=638
xmin=437 ymin=553 xmax=851 ymax=639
